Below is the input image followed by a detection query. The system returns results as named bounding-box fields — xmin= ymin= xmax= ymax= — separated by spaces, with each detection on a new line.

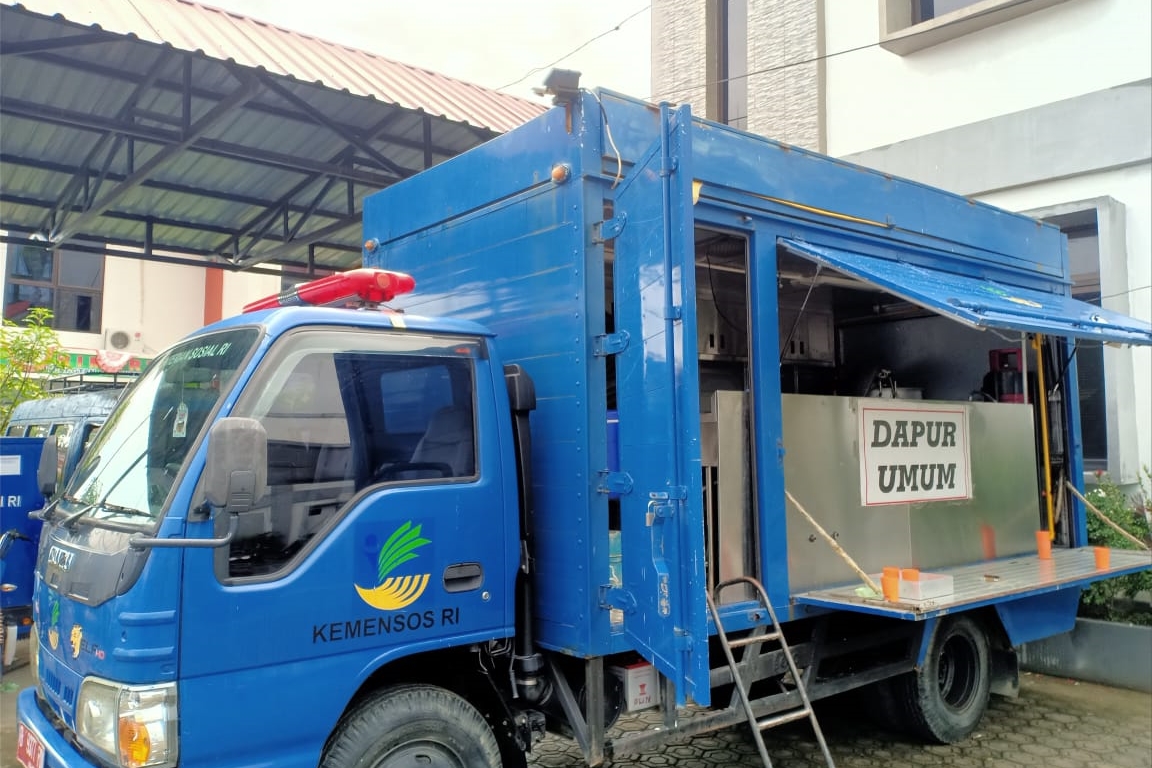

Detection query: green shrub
xmin=1078 ymin=468 xmax=1152 ymax=625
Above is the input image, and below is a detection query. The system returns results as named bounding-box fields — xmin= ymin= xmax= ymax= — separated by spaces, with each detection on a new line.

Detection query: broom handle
xmin=785 ymin=490 xmax=882 ymax=594
xmin=1064 ymin=481 xmax=1150 ymax=551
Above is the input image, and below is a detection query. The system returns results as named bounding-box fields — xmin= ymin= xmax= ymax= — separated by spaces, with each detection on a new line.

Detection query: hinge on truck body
xmin=600 ymin=584 xmax=637 ymax=614
xmin=594 ymin=331 xmax=629 ymax=357
xmin=594 ymin=214 xmax=627 ymax=243
xmin=597 ymin=470 xmax=633 ymax=495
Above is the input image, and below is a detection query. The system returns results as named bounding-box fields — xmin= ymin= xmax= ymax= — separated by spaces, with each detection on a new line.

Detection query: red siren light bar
xmin=243 ymin=269 xmax=415 ymax=313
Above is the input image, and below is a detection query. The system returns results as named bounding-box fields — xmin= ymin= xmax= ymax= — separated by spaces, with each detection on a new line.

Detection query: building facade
xmin=2 ymin=242 xmax=281 ymax=375
xmin=652 ymin=0 xmax=1151 ymax=484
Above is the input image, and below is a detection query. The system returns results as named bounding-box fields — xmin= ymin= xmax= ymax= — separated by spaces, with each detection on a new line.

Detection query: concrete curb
xmin=1019 ymin=617 xmax=1152 ymax=693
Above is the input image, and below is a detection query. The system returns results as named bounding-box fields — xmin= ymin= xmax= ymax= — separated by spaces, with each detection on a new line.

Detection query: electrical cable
xmin=779 ymin=264 xmax=821 ymax=364
xmin=1100 ymin=284 xmax=1151 ymax=301
xmin=645 ymin=1 xmax=1033 ymax=104
xmin=585 ymin=89 xmax=624 ymax=188
xmin=495 ymin=5 xmax=650 ymax=92
xmin=703 ymin=251 xmax=744 ymax=335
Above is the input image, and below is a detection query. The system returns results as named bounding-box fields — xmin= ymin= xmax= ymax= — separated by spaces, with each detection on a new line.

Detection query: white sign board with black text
xmin=859 ymin=402 xmax=971 ymax=506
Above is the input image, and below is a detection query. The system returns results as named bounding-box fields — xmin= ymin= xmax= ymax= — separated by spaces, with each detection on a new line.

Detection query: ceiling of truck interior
xmin=0 ymin=0 xmax=544 ymax=276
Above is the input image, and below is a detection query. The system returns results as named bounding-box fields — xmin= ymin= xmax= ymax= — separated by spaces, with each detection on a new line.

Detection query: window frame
xmin=217 ymin=326 xmax=485 ymax=582
xmin=879 ymin=0 xmax=1073 ymax=55
xmin=3 ymin=243 xmax=105 ymax=332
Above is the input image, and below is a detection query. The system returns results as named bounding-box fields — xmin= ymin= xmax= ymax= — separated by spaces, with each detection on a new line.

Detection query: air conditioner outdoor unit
xmin=103 ymin=327 xmax=144 ymax=352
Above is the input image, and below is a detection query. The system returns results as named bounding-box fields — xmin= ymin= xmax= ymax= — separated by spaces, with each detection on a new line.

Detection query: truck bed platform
xmin=794 ymin=547 xmax=1152 ymax=620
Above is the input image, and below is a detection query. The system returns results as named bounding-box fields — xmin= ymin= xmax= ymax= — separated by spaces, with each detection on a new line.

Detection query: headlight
xmin=76 ymin=677 xmax=178 ymax=768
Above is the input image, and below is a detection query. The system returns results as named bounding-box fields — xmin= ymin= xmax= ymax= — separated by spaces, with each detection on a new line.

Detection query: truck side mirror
xmin=37 ymin=439 xmax=59 ymax=497
xmin=203 ymin=417 xmax=267 ymax=514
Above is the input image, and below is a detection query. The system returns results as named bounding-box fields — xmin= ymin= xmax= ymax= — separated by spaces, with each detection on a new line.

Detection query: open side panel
xmin=611 ymin=104 xmax=709 ymax=706
xmin=780 ymin=239 xmax=1152 ymax=345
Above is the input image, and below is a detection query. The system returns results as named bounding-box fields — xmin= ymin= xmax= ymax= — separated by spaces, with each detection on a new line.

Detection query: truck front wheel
xmin=887 ymin=615 xmax=991 ymax=744
xmin=321 ymin=684 xmax=502 ymax=768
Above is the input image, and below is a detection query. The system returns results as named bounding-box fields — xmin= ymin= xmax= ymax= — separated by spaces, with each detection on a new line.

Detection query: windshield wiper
xmin=62 ymin=452 xmax=149 ymax=529
xmin=35 ymin=494 xmax=83 ymax=524
xmin=31 ymin=496 xmax=63 ymax=523
xmin=59 ymin=503 xmax=97 ymax=528
xmin=96 ymin=501 xmax=152 ymax=520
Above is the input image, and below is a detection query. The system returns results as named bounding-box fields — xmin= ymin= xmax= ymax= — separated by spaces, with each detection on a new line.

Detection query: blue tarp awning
xmin=781 ymin=239 xmax=1152 ymax=346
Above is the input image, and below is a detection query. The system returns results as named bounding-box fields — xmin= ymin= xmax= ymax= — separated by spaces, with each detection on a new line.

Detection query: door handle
xmin=443 ymin=562 xmax=483 ymax=592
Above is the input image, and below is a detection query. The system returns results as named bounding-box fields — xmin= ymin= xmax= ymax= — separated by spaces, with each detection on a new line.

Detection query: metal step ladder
xmin=707 ymin=576 xmax=835 ymax=768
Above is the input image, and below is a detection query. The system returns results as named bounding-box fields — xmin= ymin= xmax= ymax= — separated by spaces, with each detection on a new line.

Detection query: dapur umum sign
xmin=859 ymin=402 xmax=971 ymax=506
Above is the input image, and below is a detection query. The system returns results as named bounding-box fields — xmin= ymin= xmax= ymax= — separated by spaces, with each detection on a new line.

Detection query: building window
xmin=4 ymin=244 xmax=104 ymax=332
xmin=706 ymin=0 xmax=748 ymax=129
xmin=1059 ymin=215 xmax=1107 ymax=471
xmin=880 ymin=0 xmax=1073 ymax=55
xmin=912 ymin=0 xmax=985 ymax=23
xmin=1033 ymin=199 xmax=1140 ymax=484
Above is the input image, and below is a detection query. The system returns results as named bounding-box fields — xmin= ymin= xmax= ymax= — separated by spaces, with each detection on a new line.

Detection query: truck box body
xmin=365 ymin=90 xmax=1152 ymax=702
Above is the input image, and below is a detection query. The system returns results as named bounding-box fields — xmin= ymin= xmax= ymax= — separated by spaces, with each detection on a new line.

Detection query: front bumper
xmin=16 ymin=687 xmax=99 ymax=768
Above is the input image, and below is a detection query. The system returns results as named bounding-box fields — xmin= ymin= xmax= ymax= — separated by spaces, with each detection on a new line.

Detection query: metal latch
xmin=597 ymin=470 xmax=633 ymax=496
xmin=594 ymin=213 xmax=627 ymax=243
xmin=645 ymin=487 xmax=686 ymax=525
xmin=646 ymin=499 xmax=675 ymax=525
xmin=594 ymin=331 xmax=629 ymax=357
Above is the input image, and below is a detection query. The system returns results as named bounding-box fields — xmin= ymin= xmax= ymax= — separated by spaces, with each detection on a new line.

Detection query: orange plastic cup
xmin=1094 ymin=546 xmax=1110 ymax=570
xmin=881 ymin=574 xmax=900 ymax=601
xmin=1035 ymin=530 xmax=1052 ymax=560
xmin=882 ymin=566 xmax=899 ymax=580
xmin=901 ymin=568 xmax=920 ymax=582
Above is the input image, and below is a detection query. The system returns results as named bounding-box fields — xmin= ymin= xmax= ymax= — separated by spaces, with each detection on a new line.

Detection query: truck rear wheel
xmin=888 ymin=615 xmax=991 ymax=744
xmin=321 ymin=684 xmax=502 ymax=768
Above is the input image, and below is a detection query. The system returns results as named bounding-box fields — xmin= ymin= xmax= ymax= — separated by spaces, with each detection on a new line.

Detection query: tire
xmin=321 ymin=684 xmax=503 ymax=768
xmin=887 ymin=615 xmax=991 ymax=744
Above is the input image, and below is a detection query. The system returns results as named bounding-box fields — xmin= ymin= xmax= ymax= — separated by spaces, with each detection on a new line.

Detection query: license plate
xmin=16 ymin=722 xmax=46 ymax=768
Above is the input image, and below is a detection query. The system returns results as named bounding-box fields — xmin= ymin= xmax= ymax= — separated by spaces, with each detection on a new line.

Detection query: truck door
xmin=609 ymin=103 xmax=710 ymax=706
xmin=175 ymin=329 xmax=515 ymax=766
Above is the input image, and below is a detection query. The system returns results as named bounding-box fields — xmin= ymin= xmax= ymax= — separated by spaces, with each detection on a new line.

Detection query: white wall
xmin=823 ymin=0 xmax=1152 ymax=155
xmin=55 ymin=255 xmax=206 ymax=354
xmin=221 ymin=269 xmax=281 ymax=319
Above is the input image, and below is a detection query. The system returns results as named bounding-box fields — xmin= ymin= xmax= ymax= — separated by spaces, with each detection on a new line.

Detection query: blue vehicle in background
xmin=2 ymin=390 xmax=122 ymax=674
xmin=13 ymin=83 xmax=1152 ymax=768
xmin=1 ymin=437 xmax=44 ymax=669
xmin=5 ymin=389 xmax=122 ymax=486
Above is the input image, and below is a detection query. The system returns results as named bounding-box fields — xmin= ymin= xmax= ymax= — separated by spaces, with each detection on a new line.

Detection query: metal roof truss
xmin=0 ymin=5 xmax=503 ymax=274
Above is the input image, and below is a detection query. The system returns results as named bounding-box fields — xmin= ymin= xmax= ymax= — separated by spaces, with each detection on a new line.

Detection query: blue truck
xmin=1 ymin=437 xmax=46 ymax=669
xmin=1 ymin=390 xmax=122 ymax=665
xmin=5 ymin=389 xmax=122 ymax=487
xmin=14 ymin=84 xmax=1152 ymax=768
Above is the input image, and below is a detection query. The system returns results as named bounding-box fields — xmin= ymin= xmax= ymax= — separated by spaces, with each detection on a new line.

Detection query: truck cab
xmin=18 ymin=289 xmax=522 ymax=768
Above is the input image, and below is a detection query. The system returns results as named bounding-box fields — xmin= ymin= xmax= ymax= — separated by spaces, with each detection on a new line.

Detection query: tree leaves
xmin=0 ymin=306 xmax=63 ymax=433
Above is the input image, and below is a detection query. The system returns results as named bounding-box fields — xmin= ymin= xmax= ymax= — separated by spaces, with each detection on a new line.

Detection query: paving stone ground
xmin=526 ymin=672 xmax=1152 ymax=768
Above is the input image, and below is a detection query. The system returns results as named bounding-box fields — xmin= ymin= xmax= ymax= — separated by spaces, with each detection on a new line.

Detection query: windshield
xmin=61 ymin=328 xmax=260 ymax=528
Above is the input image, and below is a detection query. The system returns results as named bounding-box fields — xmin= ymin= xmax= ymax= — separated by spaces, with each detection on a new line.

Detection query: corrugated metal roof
xmin=5 ymin=0 xmax=544 ymax=133
xmin=0 ymin=0 xmax=549 ymax=273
